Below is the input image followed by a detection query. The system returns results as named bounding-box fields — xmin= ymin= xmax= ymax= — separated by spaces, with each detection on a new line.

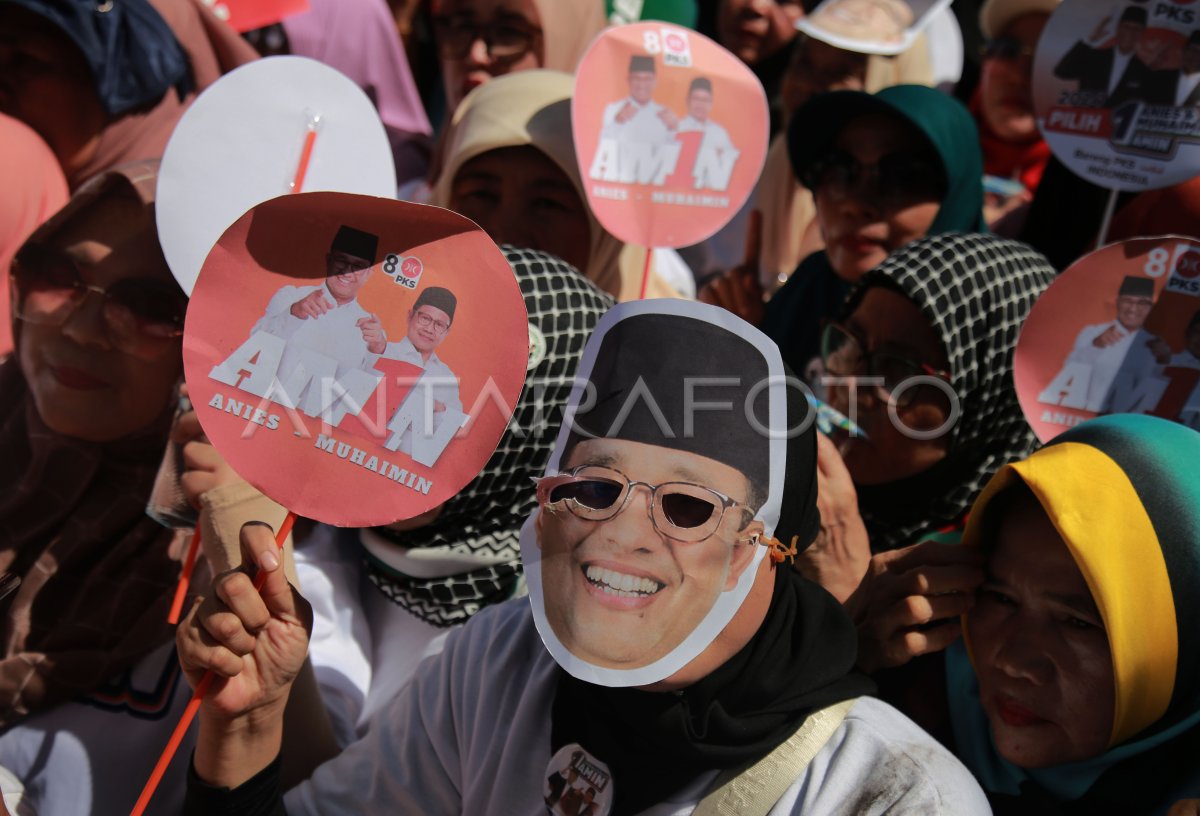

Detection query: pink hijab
xmin=282 ymin=0 xmax=434 ymax=184
xmin=0 ymin=114 xmax=69 ymax=357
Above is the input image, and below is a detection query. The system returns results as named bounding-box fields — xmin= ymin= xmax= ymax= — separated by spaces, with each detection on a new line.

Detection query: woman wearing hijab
xmin=278 ymin=0 xmax=433 ymax=185
xmin=754 ymin=32 xmax=934 ymax=289
xmin=0 ymin=113 xmax=69 ymax=356
xmin=946 ymin=414 xmax=1200 ymax=814
xmin=430 ymin=70 xmax=686 ymax=301
xmin=972 ymin=0 xmax=1058 ymax=234
xmin=803 ymin=234 xmax=1054 ymax=676
xmin=0 ymin=161 xmax=193 ymax=812
xmin=757 ymin=85 xmax=985 ymax=383
xmin=0 ymin=0 xmax=256 ymax=191
xmin=433 ymin=0 xmax=607 ymax=115
xmin=292 ymin=247 xmax=614 ymax=751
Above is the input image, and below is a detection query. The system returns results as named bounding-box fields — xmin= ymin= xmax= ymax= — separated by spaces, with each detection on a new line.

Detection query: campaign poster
xmin=573 ymin=23 xmax=769 ymax=249
xmin=796 ymin=0 xmax=952 ymax=56
xmin=1014 ymin=237 xmax=1200 ymax=441
xmin=183 ymin=192 xmax=528 ymax=527
xmin=158 ymin=56 xmax=396 ymax=295
xmin=1032 ymin=0 xmax=1200 ymax=192
xmin=521 ymin=300 xmax=786 ymax=688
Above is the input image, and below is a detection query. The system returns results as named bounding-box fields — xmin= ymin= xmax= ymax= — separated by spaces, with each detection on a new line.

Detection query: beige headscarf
xmin=430 ymin=70 xmax=678 ymax=301
xmin=756 ymin=35 xmax=933 ymax=288
xmin=532 ymin=0 xmax=608 ymax=74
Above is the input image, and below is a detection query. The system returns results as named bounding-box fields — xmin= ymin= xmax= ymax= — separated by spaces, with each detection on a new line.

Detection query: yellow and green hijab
xmin=946 ymin=414 xmax=1200 ymax=809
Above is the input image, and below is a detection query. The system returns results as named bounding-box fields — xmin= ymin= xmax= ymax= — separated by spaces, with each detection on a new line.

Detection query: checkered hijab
xmin=844 ymin=233 xmax=1056 ymax=551
xmin=364 ymin=247 xmax=614 ymax=627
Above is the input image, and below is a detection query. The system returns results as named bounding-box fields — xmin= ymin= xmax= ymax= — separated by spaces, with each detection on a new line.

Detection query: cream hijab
xmin=430 ymin=70 xmax=678 ymax=301
xmin=756 ymin=36 xmax=934 ymax=288
xmin=532 ymin=0 xmax=607 ymax=74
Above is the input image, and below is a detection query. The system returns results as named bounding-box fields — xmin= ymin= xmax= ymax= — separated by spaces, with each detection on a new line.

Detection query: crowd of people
xmin=2 ymin=0 xmax=1199 ymax=814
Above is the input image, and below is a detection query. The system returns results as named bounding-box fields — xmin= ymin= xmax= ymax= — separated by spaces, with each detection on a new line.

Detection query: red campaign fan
xmin=1015 ymin=235 xmax=1200 ymax=442
xmin=572 ymin=22 xmax=769 ymax=297
xmin=131 ymin=192 xmax=528 ymax=814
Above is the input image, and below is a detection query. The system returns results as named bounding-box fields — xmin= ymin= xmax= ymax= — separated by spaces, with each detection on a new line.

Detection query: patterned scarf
xmin=844 ymin=233 xmax=1056 ymax=551
xmin=363 ymin=247 xmax=614 ymax=627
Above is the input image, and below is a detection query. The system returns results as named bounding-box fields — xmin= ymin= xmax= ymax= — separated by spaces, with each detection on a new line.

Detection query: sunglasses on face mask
xmin=803 ymin=148 xmax=947 ymax=208
xmin=11 ymin=243 xmax=186 ymax=359
xmin=536 ymin=465 xmax=756 ymax=543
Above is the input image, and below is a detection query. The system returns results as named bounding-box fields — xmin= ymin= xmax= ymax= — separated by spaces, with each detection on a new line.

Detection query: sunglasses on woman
xmin=821 ymin=322 xmax=951 ymax=409
xmin=536 ymin=465 xmax=755 ymax=543
xmin=803 ymin=148 xmax=947 ymax=208
xmin=11 ymin=243 xmax=186 ymax=359
xmin=433 ymin=15 xmax=542 ymax=62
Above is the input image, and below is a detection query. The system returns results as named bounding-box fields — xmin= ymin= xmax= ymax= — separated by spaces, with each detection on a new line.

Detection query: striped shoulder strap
xmin=692 ymin=698 xmax=859 ymax=816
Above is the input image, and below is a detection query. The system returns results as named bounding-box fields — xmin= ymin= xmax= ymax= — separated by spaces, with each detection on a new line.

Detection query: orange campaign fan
xmin=572 ymin=22 xmax=769 ymax=296
xmin=131 ymin=193 xmax=528 ymax=814
xmin=183 ymin=193 xmax=528 ymax=526
xmin=1014 ymin=235 xmax=1200 ymax=442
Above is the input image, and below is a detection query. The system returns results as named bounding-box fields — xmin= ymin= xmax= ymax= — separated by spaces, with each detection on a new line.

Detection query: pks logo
xmin=1175 ymin=251 xmax=1200 ymax=278
xmin=661 ymin=28 xmax=692 ymax=67
xmin=385 ymin=254 xmax=424 ymax=290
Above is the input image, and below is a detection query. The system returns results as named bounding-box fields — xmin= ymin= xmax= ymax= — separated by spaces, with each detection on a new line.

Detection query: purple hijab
xmin=282 ymin=0 xmax=432 ymax=184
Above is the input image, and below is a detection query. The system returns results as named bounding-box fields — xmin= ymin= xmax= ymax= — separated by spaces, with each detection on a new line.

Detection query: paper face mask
xmin=521 ymin=300 xmax=787 ymax=687
xmin=182 ymin=192 xmax=528 ymax=527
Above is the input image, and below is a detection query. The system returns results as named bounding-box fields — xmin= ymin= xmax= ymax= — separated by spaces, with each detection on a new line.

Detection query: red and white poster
xmin=1033 ymin=0 xmax=1200 ymax=191
xmin=183 ymin=193 xmax=528 ymax=526
xmin=1015 ymin=236 xmax=1200 ymax=440
xmin=572 ymin=22 xmax=769 ymax=249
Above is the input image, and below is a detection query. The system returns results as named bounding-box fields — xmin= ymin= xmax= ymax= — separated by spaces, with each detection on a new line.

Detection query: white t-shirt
xmin=284 ymin=600 xmax=991 ymax=815
xmin=294 ymin=525 xmax=456 ymax=746
xmin=252 ymin=283 xmax=376 ymax=385
xmin=0 ymin=640 xmax=194 ymax=816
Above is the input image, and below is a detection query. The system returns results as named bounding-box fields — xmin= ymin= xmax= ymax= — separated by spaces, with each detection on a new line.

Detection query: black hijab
xmin=844 ymin=233 xmax=1055 ymax=550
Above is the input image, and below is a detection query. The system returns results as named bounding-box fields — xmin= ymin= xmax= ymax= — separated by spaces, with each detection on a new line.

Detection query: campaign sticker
xmin=183 ymin=193 xmax=528 ymax=527
xmin=544 ymin=745 xmax=614 ymax=816
xmin=796 ymin=0 xmax=952 ymax=56
xmin=157 ymin=56 xmax=396 ymax=295
xmin=1032 ymin=0 xmax=1200 ymax=192
xmin=1015 ymin=236 xmax=1200 ymax=441
xmin=573 ymin=22 xmax=769 ymax=249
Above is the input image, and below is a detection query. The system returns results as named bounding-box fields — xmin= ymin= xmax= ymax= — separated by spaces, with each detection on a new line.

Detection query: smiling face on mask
xmin=536 ymin=437 xmax=762 ymax=670
xmin=968 ymin=489 xmax=1115 ymax=768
